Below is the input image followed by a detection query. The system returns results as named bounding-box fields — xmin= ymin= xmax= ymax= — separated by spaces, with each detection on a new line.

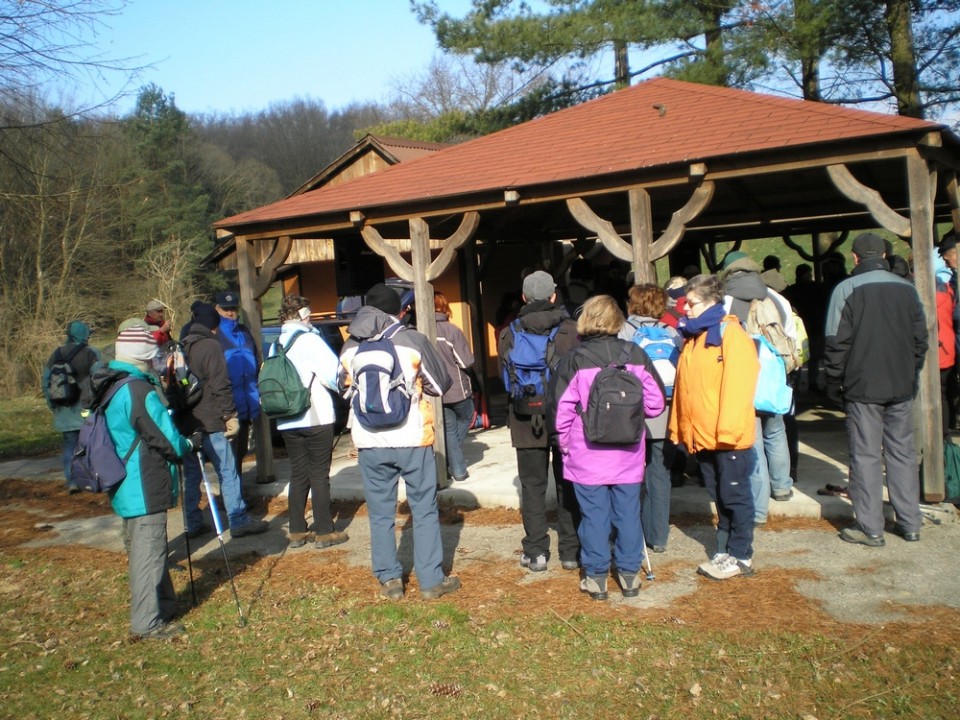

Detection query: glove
xmin=224 ymin=417 xmax=240 ymax=438
xmin=187 ymin=430 xmax=204 ymax=452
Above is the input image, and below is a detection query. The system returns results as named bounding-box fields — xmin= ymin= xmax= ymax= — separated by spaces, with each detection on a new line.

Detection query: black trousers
xmin=516 ymin=446 xmax=581 ymax=562
xmin=282 ymin=424 xmax=335 ymax=535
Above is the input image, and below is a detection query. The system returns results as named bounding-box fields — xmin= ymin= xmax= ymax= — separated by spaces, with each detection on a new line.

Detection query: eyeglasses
xmin=686 ymin=298 xmax=707 ymax=310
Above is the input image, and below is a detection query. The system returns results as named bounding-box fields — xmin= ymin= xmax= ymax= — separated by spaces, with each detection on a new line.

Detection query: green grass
xmin=0 ymin=395 xmax=59 ymax=459
xmin=1 ymin=549 xmax=957 ymax=719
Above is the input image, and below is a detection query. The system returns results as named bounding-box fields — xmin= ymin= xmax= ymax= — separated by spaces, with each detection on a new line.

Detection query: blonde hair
xmin=576 ymin=295 xmax=624 ymax=336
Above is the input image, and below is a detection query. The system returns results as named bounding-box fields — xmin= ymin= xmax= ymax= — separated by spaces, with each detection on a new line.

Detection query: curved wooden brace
xmin=360 ymin=225 xmax=414 ymax=282
xmin=566 ymin=197 xmax=633 ymax=262
xmin=649 ymin=180 xmax=716 ymax=259
xmin=427 ymin=211 xmax=480 ymax=281
xmin=827 ymin=164 xmax=911 ymax=238
xmin=252 ymin=235 xmax=292 ymax=298
xmin=781 ymin=234 xmax=813 ymax=261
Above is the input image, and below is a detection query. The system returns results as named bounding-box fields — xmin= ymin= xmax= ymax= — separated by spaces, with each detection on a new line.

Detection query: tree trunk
xmin=885 ymin=0 xmax=923 ymax=118
xmin=614 ymin=39 xmax=630 ymax=89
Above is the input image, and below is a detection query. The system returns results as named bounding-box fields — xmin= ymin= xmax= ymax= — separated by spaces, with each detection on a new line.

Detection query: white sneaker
xmin=697 ymin=553 xmax=729 ymax=575
xmin=698 ymin=554 xmax=754 ymax=580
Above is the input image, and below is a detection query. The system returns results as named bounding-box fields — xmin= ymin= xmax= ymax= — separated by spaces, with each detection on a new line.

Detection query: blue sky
xmin=86 ymin=0 xmax=477 ymax=115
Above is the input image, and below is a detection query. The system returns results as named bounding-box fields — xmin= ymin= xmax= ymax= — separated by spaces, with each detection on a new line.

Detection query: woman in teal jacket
xmin=97 ymin=323 xmax=196 ymax=640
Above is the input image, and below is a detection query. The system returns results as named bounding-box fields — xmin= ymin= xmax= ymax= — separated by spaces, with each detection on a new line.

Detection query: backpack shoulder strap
xmin=577 ymin=344 xmax=612 ymax=369
xmin=282 ymin=331 xmax=308 ymax=352
xmin=100 ymin=376 xmax=142 ymax=464
xmin=381 ymin=323 xmax=404 ymax=341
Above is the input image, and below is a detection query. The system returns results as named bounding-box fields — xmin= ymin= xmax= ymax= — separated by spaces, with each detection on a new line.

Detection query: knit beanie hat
xmin=365 ymin=283 xmax=402 ymax=316
xmin=115 ymin=324 xmax=158 ymax=363
xmin=191 ymin=302 xmax=221 ymax=330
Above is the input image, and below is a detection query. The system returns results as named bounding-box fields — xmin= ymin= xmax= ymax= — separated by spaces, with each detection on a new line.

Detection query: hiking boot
xmin=520 ymin=553 xmax=548 ymax=572
xmin=67 ymin=483 xmax=81 ymax=495
xmin=651 ymin=545 xmax=667 ymax=554
xmin=450 ymin=471 xmax=470 ymax=482
xmin=185 ymin=523 xmax=212 ymax=540
xmin=138 ymin=621 xmax=185 ymax=641
xmin=288 ymin=531 xmax=314 ymax=549
xmin=891 ymin=526 xmax=920 ymax=542
xmin=617 ymin=572 xmax=641 ymax=598
xmin=314 ymin=531 xmax=349 ymax=549
xmin=560 ymin=559 xmax=580 ymax=571
xmin=380 ymin=578 xmax=404 ymax=600
xmin=231 ymin=519 xmax=269 ymax=537
xmin=772 ymin=489 xmax=794 ymax=501
xmin=839 ymin=527 xmax=885 ymax=547
xmin=579 ymin=575 xmax=608 ymax=601
xmin=420 ymin=576 xmax=461 ymax=600
xmin=698 ymin=554 xmax=754 ymax=581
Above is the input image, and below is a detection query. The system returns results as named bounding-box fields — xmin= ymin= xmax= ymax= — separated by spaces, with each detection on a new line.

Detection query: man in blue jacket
xmin=825 ymin=233 xmax=928 ymax=546
xmin=98 ymin=323 xmax=199 ymax=639
xmin=215 ymin=291 xmax=260 ymax=475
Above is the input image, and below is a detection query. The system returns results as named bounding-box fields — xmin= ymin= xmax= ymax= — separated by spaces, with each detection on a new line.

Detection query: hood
xmin=516 ymin=301 xmax=569 ymax=333
xmin=724 ymin=271 xmax=769 ymax=302
xmin=346 ymin=305 xmax=396 ymax=340
xmin=183 ymin=322 xmax=216 ymax=347
xmin=66 ymin=321 xmax=91 ymax=344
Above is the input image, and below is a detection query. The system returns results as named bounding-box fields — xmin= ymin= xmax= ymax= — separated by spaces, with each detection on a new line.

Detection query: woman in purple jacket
xmin=549 ymin=295 xmax=666 ymax=600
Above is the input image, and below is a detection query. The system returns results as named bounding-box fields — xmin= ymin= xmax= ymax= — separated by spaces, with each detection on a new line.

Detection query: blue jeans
xmin=62 ymin=430 xmax=80 ymax=487
xmin=358 ymin=446 xmax=444 ymax=590
xmin=642 ymin=439 xmax=674 ymax=548
xmin=750 ymin=417 xmax=770 ymax=522
xmin=573 ymin=482 xmax=642 ymax=577
xmin=183 ymin=431 xmax=250 ymax=532
xmin=443 ymin=398 xmax=474 ymax=479
xmin=698 ymin=448 xmax=756 ymax=561
xmin=762 ymin=414 xmax=792 ymax=496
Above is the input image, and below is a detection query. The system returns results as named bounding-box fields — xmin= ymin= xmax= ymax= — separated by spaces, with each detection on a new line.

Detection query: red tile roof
xmin=216 ymin=78 xmax=942 ymax=230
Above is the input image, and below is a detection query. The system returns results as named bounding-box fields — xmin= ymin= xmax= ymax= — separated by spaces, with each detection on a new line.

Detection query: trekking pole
xmin=177 ymin=462 xmax=197 ymax=607
xmin=637 ymin=522 xmax=655 ymax=582
xmin=196 ymin=449 xmax=246 ymax=627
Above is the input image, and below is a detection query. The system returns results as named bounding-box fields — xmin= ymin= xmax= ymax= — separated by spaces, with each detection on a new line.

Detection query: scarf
xmin=680 ymin=303 xmax=726 ymax=347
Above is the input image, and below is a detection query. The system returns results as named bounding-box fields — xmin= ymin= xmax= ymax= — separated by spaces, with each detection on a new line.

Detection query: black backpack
xmin=48 ymin=344 xmax=85 ymax=406
xmin=576 ymin=344 xmax=646 ymax=445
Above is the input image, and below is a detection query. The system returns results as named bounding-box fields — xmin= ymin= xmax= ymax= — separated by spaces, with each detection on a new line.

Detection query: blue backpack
xmin=349 ymin=324 xmax=411 ymax=430
xmin=720 ymin=322 xmax=793 ymax=415
xmin=502 ymin=320 xmax=560 ymax=418
xmin=71 ymin=376 xmax=141 ymax=493
xmin=629 ymin=321 xmax=679 ymax=398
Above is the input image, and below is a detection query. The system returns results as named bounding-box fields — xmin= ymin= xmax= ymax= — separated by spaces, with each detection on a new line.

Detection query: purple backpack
xmin=71 ymin=376 xmax=141 ymax=493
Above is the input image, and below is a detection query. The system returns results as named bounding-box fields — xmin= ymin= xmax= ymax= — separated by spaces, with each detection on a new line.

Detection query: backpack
xmin=348 ymin=323 xmax=411 ymax=430
xmin=48 ymin=344 xmax=85 ymax=406
xmin=502 ymin=319 xmax=560 ymax=417
xmin=576 ymin=345 xmax=647 ymax=445
xmin=944 ymin=438 xmax=960 ymax=503
xmin=746 ymin=297 xmax=799 ymax=373
xmin=629 ymin=321 xmax=679 ymax=398
xmin=71 ymin=376 xmax=141 ymax=493
xmin=160 ymin=343 xmax=203 ymax=412
xmin=792 ymin=310 xmax=810 ymax=367
xmin=258 ymin=331 xmax=313 ymax=419
xmin=721 ymin=323 xmax=794 ymax=415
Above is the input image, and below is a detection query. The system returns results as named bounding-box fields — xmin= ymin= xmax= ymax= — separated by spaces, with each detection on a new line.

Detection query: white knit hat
xmin=116 ymin=325 xmax=158 ymax=362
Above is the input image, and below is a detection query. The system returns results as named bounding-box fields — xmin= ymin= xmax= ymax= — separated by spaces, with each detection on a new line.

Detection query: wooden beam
xmin=628 ymin=188 xmax=655 ymax=284
xmin=566 ymin=197 xmax=633 ymax=262
xmin=826 ymin=164 xmax=912 ymax=238
xmin=945 ymin=171 xmax=960 ymax=230
xmin=409 ymin=217 xmax=447 ymax=485
xmin=906 ymin=150 xmax=943 ymax=501
xmin=252 ymin=235 xmax=292 ymax=299
xmin=236 ymin=235 xmax=275 ymax=484
xmin=360 ymin=225 xmax=414 ymax=282
xmin=426 ymin=211 xmax=480 ymax=282
xmin=649 ymin=180 xmax=716 ymax=259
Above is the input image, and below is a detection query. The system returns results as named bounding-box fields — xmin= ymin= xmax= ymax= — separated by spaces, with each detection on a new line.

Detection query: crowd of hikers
xmin=40 ymin=229 xmax=951 ymax=638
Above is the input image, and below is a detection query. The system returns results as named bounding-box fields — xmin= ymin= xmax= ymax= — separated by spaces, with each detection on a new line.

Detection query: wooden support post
xmin=628 ymin=188 xmax=655 ymax=284
xmin=409 ymin=218 xmax=446 ymax=486
xmin=947 ymin=171 xmax=960 ymax=231
xmin=907 ymin=151 xmax=944 ymax=501
xmin=236 ymin=235 xmax=274 ymax=484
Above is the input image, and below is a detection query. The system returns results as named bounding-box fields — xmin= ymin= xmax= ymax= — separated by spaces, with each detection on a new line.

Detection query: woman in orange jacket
xmin=669 ymin=274 xmax=760 ymax=581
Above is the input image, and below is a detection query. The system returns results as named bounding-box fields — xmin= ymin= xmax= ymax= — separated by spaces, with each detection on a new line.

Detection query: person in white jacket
xmin=272 ymin=295 xmax=346 ymax=550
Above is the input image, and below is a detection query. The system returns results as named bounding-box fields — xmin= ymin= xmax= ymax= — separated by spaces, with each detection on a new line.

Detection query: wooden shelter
xmin=213 ymin=78 xmax=960 ymax=499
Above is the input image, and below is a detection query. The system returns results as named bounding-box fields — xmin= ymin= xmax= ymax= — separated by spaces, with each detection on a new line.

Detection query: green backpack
xmin=258 ymin=332 xmax=314 ymax=419
xmin=944 ymin=440 xmax=960 ymax=503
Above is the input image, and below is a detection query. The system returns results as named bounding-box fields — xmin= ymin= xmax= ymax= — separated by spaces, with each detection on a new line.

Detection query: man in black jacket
xmin=825 ymin=233 xmax=928 ymax=546
xmin=179 ymin=303 xmax=267 ymax=539
xmin=498 ymin=271 xmax=581 ymax=572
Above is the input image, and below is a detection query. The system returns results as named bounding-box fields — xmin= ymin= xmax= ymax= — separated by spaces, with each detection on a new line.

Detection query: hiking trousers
xmin=283 ymin=424 xmax=335 ymax=535
xmin=125 ymin=512 xmax=176 ymax=636
xmin=516 ymin=446 xmax=581 ymax=563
